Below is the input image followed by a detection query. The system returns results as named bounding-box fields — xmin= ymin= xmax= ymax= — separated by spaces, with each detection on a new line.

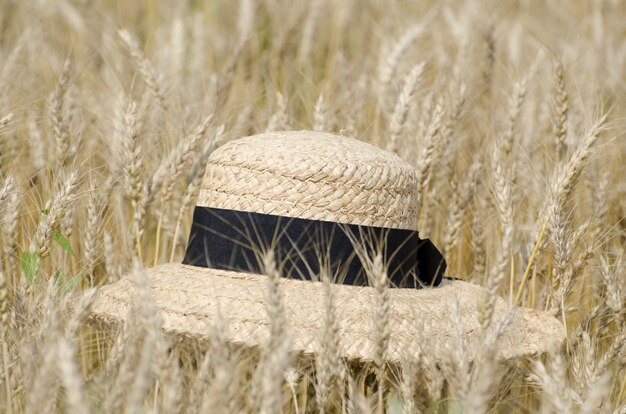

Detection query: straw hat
xmin=90 ymin=131 xmax=564 ymax=362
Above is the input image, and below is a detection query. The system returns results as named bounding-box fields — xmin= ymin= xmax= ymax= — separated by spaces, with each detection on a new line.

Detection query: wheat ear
xmin=0 ymin=271 xmax=13 ymax=414
xmin=387 ymin=62 xmax=426 ymax=153
xmin=47 ymin=59 xmax=72 ymax=168
xmin=0 ymin=176 xmax=15 ymax=211
xmin=554 ymin=60 xmax=569 ymax=160
xmin=170 ymin=125 xmax=224 ymax=261
xmin=376 ymin=25 xmax=424 ymax=104
xmin=56 ymin=338 xmax=90 ymax=414
xmin=548 ymin=114 xmax=608 ymax=226
xmin=118 ymin=29 xmax=167 ymax=114
xmin=259 ymin=251 xmax=291 ymax=414
xmin=502 ymin=78 xmax=527 ymax=157
xmin=158 ymin=115 xmax=213 ymax=204
xmin=2 ymin=186 xmax=20 ymax=279
xmin=442 ymin=160 xmax=481 ymax=259
xmin=266 ymin=92 xmax=289 ymax=132
xmin=83 ymin=186 xmax=105 ymax=285
xmin=521 ymin=114 xmax=608 ymax=302
xmin=0 ymin=113 xmax=14 ymax=135
xmin=316 ymin=269 xmax=344 ymax=413
xmin=120 ymin=99 xmax=143 ymax=207
xmin=313 ymin=92 xmax=329 ymax=132
xmin=415 ymin=101 xmax=445 ymax=217
xmin=27 ymin=113 xmax=46 ymax=175
xmin=24 ymin=333 xmax=60 ymax=414
xmin=152 ymin=115 xmax=213 ymax=265
xmin=32 ymin=171 xmax=79 ymax=258
xmin=479 ymin=143 xmax=514 ymax=329
xmin=370 ymin=253 xmax=390 ymax=413
xmin=201 ymin=313 xmax=238 ymax=414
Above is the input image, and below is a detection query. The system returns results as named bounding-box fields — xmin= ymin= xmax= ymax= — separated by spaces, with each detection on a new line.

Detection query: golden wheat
xmin=0 ymin=1 xmax=624 ymax=413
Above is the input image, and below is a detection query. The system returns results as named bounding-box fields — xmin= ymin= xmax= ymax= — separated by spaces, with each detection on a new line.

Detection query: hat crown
xmin=197 ymin=131 xmax=418 ymax=230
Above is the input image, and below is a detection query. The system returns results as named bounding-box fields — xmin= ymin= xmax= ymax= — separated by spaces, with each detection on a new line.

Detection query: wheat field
xmin=0 ymin=0 xmax=624 ymax=413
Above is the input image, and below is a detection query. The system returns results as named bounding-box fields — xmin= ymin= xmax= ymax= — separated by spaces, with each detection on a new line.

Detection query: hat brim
xmin=89 ymin=263 xmax=564 ymax=362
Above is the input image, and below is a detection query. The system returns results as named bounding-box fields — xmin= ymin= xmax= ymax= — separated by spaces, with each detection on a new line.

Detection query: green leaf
xmin=21 ymin=251 xmax=40 ymax=284
xmin=40 ymin=207 xmax=50 ymax=215
xmin=53 ymin=231 xmax=75 ymax=257
xmin=53 ymin=269 xmax=79 ymax=294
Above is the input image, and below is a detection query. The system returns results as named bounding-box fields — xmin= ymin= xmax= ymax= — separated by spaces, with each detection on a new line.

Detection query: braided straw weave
xmin=198 ymin=131 xmax=418 ymax=229
xmin=90 ymin=131 xmax=564 ymax=362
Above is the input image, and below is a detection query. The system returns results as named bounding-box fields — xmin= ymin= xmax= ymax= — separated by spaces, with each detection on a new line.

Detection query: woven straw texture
xmin=197 ymin=131 xmax=419 ymax=230
xmin=90 ymin=130 xmax=565 ymax=362
xmin=90 ymin=263 xmax=564 ymax=362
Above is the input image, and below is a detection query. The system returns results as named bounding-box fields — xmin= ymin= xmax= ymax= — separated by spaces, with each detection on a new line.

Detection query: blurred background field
xmin=0 ymin=0 xmax=624 ymax=412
